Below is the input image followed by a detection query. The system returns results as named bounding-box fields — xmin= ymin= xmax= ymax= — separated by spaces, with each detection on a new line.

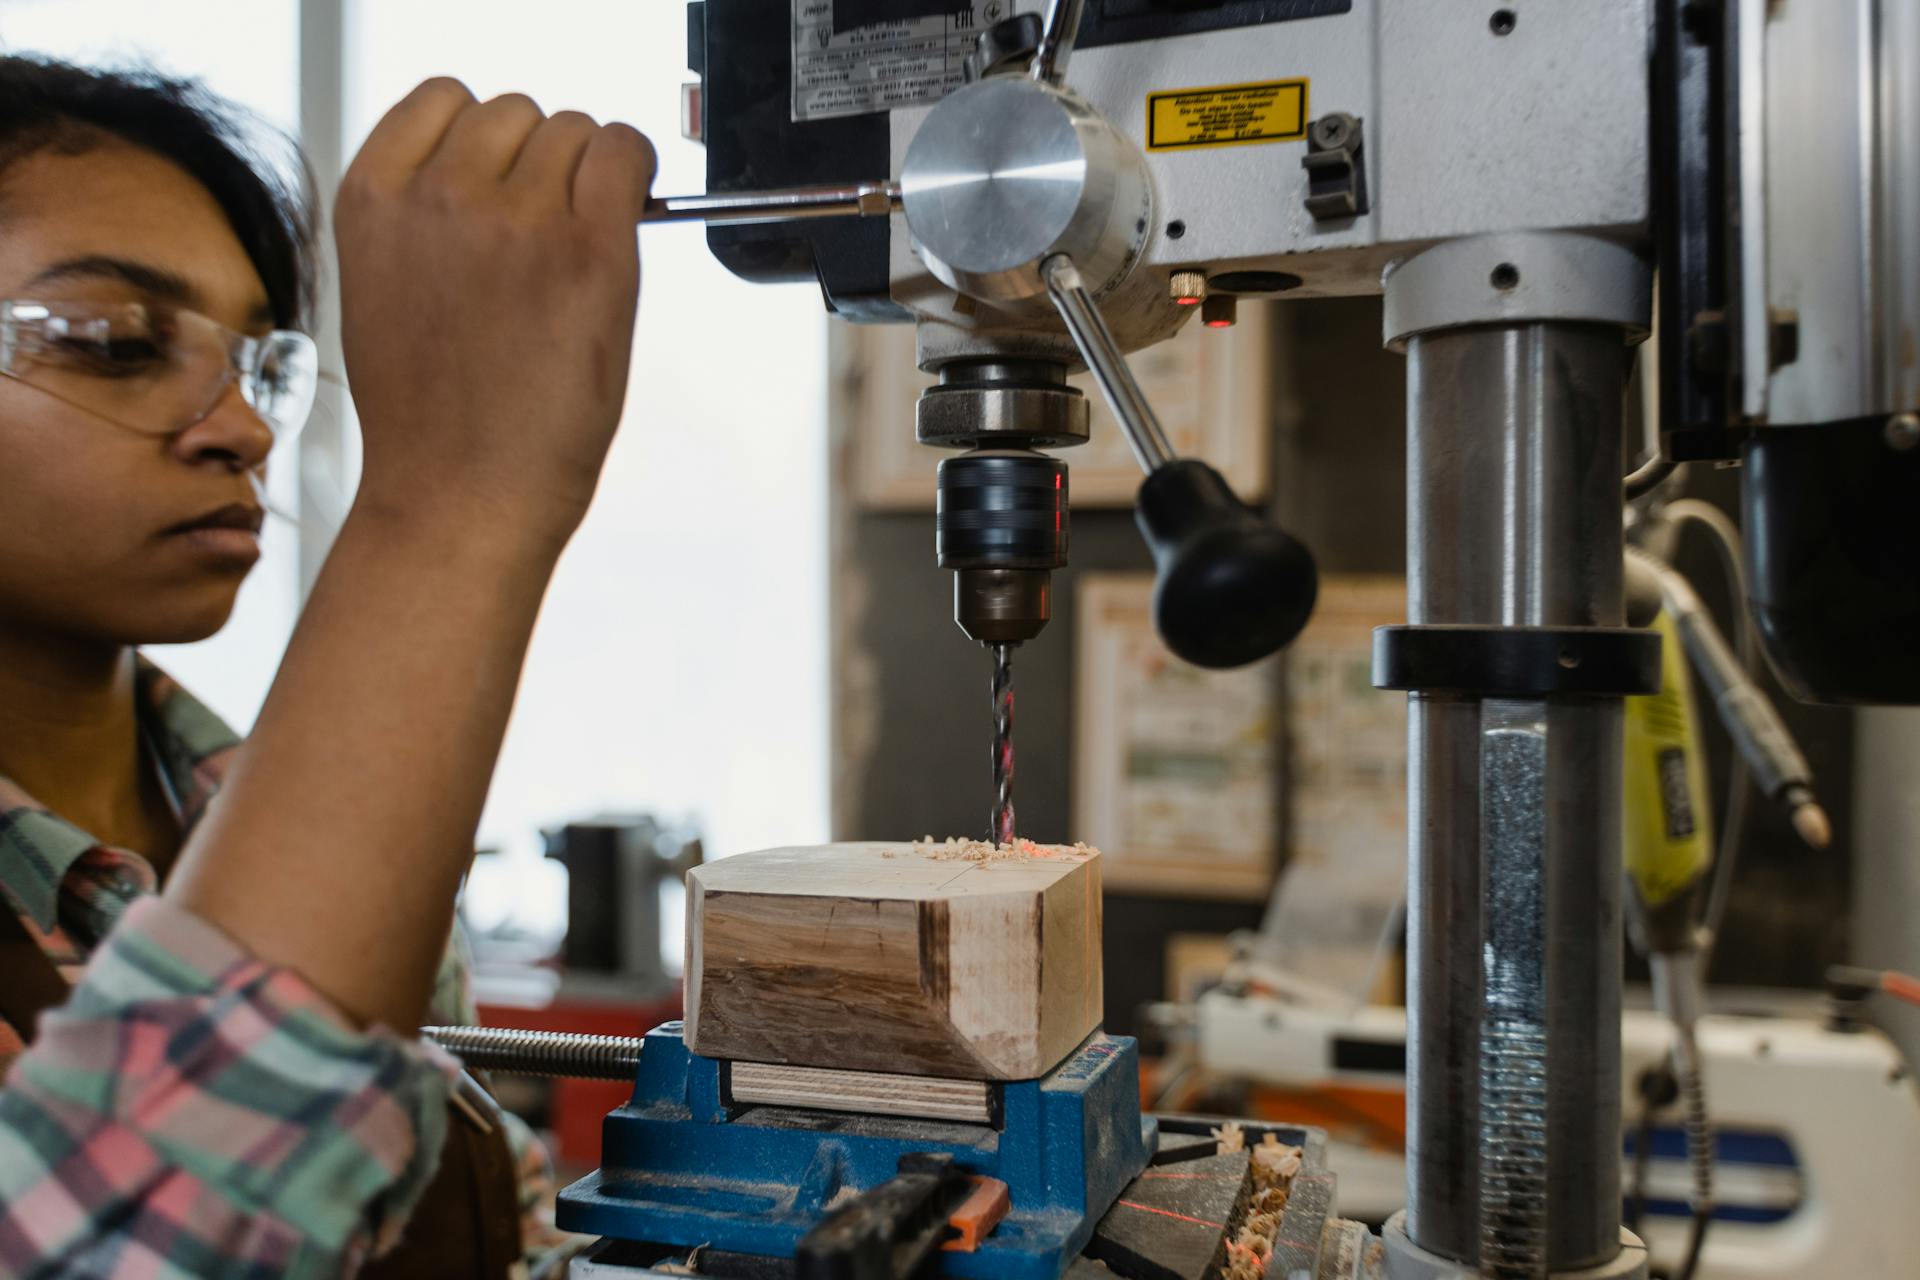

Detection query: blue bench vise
xmin=557 ymin=1022 xmax=1156 ymax=1280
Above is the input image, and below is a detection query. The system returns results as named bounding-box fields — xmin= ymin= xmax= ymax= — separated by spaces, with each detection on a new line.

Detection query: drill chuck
xmin=937 ymin=450 xmax=1068 ymax=644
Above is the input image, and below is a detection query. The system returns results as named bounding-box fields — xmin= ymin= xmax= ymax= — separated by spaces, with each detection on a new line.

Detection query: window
xmin=346 ymin=2 xmax=832 ymax=927
xmin=3 ymin=1 xmax=834 ymax=936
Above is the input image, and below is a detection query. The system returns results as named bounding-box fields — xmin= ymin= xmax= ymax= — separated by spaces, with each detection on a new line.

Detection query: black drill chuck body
xmin=935 ymin=450 xmax=1069 ymax=571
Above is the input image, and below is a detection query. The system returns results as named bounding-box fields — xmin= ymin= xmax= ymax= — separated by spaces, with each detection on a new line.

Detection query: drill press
xmin=537 ymin=1 xmax=1920 ymax=1276
xmin=667 ymin=3 xmax=1656 ymax=1275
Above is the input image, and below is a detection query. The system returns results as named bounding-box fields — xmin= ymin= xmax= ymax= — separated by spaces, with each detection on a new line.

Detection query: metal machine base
xmin=557 ymin=1025 xmax=1155 ymax=1280
xmin=1381 ymin=1213 xmax=1649 ymax=1280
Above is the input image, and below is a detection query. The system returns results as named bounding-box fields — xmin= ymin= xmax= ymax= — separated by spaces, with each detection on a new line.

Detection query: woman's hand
xmin=335 ymin=78 xmax=656 ymax=549
xmin=169 ymin=81 xmax=657 ymax=1032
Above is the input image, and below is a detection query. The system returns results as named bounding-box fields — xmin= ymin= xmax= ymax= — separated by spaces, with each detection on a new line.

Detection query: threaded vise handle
xmin=423 ymin=1026 xmax=644 ymax=1080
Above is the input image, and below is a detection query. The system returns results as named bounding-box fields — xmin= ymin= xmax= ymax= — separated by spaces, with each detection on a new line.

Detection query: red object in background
xmin=479 ymin=989 xmax=683 ymax=1170
xmin=1139 ymin=1055 xmax=1406 ymax=1155
xmin=1883 ymin=970 xmax=1920 ymax=1008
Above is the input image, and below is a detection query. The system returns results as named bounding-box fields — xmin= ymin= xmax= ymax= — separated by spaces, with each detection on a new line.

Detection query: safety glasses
xmin=0 ymin=299 xmax=318 ymax=443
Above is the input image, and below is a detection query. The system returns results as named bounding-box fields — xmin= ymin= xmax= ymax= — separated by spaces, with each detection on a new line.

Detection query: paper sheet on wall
xmin=1254 ymin=577 xmax=1408 ymax=1005
xmin=1075 ymin=575 xmax=1279 ymax=900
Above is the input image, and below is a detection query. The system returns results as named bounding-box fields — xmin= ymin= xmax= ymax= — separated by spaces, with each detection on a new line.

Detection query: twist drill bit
xmin=991 ymin=643 xmax=1016 ymax=846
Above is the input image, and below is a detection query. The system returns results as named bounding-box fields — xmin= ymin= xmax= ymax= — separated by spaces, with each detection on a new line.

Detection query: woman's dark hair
xmin=0 ymin=56 xmax=317 ymax=329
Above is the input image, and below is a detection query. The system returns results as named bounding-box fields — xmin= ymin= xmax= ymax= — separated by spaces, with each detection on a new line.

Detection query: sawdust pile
xmin=1211 ymin=1122 xmax=1305 ymax=1280
xmin=909 ymin=836 xmax=1098 ymax=862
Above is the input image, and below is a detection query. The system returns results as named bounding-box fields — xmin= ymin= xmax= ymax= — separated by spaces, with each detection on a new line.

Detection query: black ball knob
xmin=1135 ymin=460 xmax=1318 ymax=669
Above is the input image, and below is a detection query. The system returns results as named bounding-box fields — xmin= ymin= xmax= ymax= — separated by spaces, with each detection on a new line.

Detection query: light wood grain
xmin=685 ymin=842 xmax=1103 ymax=1080
xmin=729 ymin=1061 xmax=992 ymax=1122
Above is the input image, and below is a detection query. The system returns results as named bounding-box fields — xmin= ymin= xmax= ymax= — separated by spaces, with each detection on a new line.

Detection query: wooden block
xmin=685 ymin=842 xmax=1103 ymax=1080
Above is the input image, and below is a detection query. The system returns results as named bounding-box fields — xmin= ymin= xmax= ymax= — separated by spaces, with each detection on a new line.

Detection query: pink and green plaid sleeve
xmin=0 ymin=896 xmax=457 ymax=1278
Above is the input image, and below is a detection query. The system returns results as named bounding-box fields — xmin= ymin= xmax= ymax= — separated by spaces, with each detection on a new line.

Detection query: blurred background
xmin=4 ymin=7 xmax=1911 ymax=1260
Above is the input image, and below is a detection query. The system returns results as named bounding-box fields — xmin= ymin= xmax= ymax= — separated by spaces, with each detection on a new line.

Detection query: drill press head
xmin=900 ymin=74 xmax=1152 ymax=307
xmin=923 ymin=359 xmax=1088 ymax=645
xmin=901 ymin=66 xmax=1150 ymax=648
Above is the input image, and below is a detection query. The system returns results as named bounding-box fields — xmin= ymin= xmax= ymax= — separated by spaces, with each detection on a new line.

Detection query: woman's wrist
xmin=343 ymin=480 xmax=580 ymax=578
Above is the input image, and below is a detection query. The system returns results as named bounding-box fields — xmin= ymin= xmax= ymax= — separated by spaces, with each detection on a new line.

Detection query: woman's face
xmin=0 ymin=139 xmax=278 ymax=647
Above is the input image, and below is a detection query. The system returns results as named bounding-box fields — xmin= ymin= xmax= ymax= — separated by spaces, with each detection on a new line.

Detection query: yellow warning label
xmin=1146 ymin=79 xmax=1309 ymax=152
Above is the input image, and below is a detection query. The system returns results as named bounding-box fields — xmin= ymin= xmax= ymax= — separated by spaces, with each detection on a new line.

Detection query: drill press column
xmin=1379 ymin=233 xmax=1656 ymax=1276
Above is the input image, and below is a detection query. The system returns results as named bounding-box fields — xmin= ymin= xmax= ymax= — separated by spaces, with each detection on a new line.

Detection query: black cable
xmin=1699 ymin=766 xmax=1751 ymax=976
xmin=1625 ymin=1064 xmax=1679 ymax=1237
xmin=1626 ymin=1099 xmax=1657 ymax=1234
xmin=1658 ymin=498 xmax=1758 ymax=979
xmin=1672 ymin=1037 xmax=1715 ymax=1280
xmin=1676 ymin=1204 xmax=1713 ymax=1280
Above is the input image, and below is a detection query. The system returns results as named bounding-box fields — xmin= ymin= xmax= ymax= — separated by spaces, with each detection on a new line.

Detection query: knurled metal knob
xmin=1170 ymin=270 xmax=1209 ymax=306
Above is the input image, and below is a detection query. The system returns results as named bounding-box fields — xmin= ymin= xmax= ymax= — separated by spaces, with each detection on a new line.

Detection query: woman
xmin=0 ymin=58 xmax=655 ymax=1276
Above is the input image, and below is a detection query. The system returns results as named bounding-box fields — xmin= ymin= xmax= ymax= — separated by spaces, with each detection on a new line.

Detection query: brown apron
xmin=0 ymin=905 xmax=523 ymax=1278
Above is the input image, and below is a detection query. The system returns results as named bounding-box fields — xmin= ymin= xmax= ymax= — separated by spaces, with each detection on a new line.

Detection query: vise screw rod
xmin=423 ymin=1026 xmax=643 ymax=1080
xmin=642 ymin=181 xmax=901 ymax=227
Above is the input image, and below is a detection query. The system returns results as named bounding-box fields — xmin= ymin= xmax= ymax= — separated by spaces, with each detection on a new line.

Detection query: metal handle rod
xmin=1041 ymin=254 xmax=1177 ymax=474
xmin=423 ymin=1025 xmax=643 ymax=1079
xmin=642 ymin=180 xmax=901 ymax=226
xmin=1728 ymin=0 xmax=1770 ymax=420
xmin=1031 ymin=0 xmax=1086 ymax=84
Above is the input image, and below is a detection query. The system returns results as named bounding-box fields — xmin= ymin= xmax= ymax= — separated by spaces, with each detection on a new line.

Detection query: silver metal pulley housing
xmin=900 ymin=76 xmax=1154 ymax=306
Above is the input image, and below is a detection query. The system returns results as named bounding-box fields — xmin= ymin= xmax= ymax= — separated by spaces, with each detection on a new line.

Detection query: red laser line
xmin=1138 ymin=1172 xmax=1244 ymax=1181
xmin=1114 ymin=1200 xmax=1225 ymax=1229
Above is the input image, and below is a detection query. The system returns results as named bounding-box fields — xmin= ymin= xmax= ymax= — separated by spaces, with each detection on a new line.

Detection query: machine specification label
xmin=792 ymin=1 xmax=1036 ymax=123
xmin=1146 ymin=79 xmax=1310 ymax=151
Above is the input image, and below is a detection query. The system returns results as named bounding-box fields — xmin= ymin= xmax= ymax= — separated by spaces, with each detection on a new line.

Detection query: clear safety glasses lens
xmin=238 ymin=329 xmax=320 ymax=440
xmin=0 ymin=300 xmax=318 ymax=443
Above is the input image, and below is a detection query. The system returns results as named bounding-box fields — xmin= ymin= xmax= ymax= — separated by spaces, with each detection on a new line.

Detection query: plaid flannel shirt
xmin=0 ymin=659 xmax=564 ymax=1276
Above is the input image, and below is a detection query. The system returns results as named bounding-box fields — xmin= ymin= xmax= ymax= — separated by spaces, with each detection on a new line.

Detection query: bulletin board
xmin=1072 ymin=573 xmax=1410 ymax=920
xmin=1254 ymin=575 xmax=1409 ymax=1003
xmin=1072 ymin=573 xmax=1281 ymax=900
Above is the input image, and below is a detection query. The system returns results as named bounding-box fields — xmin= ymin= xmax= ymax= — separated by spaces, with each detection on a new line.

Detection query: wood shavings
xmin=909 ymin=836 xmax=1098 ymax=863
xmin=1220 ymin=1132 xmax=1304 ymax=1280
xmin=1252 ymin=1132 xmax=1303 ymax=1182
xmin=1211 ymin=1120 xmax=1245 ymax=1153
xmin=650 ymin=1245 xmax=706 ymax=1275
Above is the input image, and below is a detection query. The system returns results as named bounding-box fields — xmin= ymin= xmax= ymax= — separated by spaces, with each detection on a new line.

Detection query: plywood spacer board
xmin=729 ymin=1060 xmax=994 ymax=1123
